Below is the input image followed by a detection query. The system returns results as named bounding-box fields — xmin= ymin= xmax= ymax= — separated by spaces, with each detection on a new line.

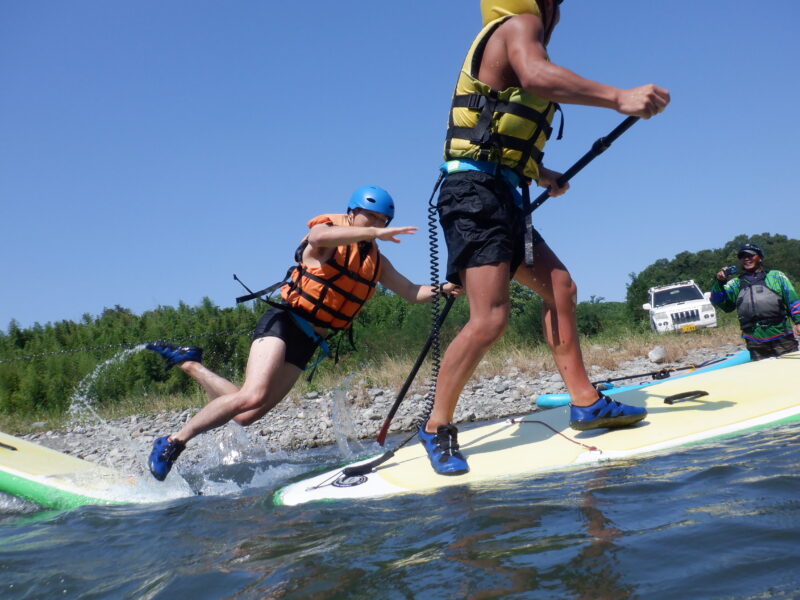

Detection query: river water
xmin=2 ymin=421 xmax=799 ymax=599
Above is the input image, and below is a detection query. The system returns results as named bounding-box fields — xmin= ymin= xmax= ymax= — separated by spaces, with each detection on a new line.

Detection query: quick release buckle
xmin=465 ymin=94 xmax=486 ymax=110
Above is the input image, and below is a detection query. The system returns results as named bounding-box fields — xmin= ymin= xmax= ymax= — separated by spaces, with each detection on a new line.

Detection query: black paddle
xmin=375 ymin=294 xmax=456 ymax=446
xmin=524 ymin=116 xmax=640 ymax=215
xmin=593 ymin=353 xmax=735 ymax=387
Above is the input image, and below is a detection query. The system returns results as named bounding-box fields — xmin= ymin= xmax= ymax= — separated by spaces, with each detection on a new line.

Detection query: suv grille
xmin=671 ymin=309 xmax=699 ymax=325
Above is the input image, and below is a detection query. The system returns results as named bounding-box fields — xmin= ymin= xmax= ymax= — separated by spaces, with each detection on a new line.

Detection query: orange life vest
xmin=280 ymin=214 xmax=382 ymax=330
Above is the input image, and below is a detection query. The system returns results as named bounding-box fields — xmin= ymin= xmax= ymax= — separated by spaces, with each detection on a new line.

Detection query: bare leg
xmin=514 ymin=241 xmax=597 ymax=407
xmin=171 ymin=337 xmax=301 ymax=444
xmin=179 ymin=362 xmax=239 ymax=400
xmin=427 ymin=263 xmax=511 ymax=432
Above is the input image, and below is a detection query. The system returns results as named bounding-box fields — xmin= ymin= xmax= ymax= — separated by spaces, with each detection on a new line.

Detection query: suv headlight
xmin=654 ymin=312 xmax=668 ymax=320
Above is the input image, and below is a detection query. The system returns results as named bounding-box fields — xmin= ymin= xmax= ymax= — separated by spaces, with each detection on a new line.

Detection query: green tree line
xmin=3 ymin=232 xmax=796 ymax=419
xmin=0 ymin=284 xmax=623 ymax=418
xmin=625 ymin=233 xmax=800 ymax=321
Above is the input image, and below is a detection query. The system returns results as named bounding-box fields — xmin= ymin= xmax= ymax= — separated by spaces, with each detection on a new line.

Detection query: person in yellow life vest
xmin=144 ymin=186 xmax=462 ymax=481
xmin=421 ymin=0 xmax=671 ymax=475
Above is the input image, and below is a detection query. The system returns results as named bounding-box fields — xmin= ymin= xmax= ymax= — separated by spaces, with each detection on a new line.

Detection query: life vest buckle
xmin=465 ymin=93 xmax=487 ymax=110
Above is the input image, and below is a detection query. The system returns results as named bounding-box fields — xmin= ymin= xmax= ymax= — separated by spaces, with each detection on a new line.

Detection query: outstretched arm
xmin=307 ymin=224 xmax=417 ymax=249
xmin=379 ymin=257 xmax=462 ymax=303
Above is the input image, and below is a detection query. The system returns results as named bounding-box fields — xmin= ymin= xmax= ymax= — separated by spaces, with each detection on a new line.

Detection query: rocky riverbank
xmin=20 ymin=342 xmax=742 ymax=476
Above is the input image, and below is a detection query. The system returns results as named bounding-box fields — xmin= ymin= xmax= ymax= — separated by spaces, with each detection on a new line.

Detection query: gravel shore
xmin=21 ymin=342 xmax=742 ymax=476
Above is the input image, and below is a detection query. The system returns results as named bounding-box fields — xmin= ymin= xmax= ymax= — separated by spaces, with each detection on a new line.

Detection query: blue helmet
xmin=347 ymin=185 xmax=395 ymax=225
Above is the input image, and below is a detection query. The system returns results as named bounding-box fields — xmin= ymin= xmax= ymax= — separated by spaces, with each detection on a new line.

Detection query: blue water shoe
xmin=148 ymin=436 xmax=186 ymax=481
xmin=419 ymin=421 xmax=469 ymax=475
xmin=145 ymin=342 xmax=202 ymax=369
xmin=570 ymin=395 xmax=647 ymax=431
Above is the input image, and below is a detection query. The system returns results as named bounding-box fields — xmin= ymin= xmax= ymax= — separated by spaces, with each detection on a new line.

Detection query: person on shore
xmin=146 ymin=186 xmax=461 ymax=481
xmin=420 ymin=0 xmax=670 ymax=475
xmin=711 ymin=243 xmax=800 ymax=361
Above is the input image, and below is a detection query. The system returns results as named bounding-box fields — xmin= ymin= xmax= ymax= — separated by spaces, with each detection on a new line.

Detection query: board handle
xmin=663 ymin=390 xmax=709 ymax=405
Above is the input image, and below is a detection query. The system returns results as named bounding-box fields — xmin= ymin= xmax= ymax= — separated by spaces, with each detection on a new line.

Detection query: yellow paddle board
xmin=276 ymin=351 xmax=800 ymax=505
xmin=0 ymin=431 xmax=192 ymax=510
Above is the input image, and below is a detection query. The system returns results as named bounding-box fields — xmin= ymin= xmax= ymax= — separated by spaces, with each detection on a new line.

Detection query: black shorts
xmin=744 ymin=334 xmax=799 ymax=361
xmin=252 ymin=306 xmax=322 ymax=369
xmin=437 ymin=170 xmax=544 ymax=285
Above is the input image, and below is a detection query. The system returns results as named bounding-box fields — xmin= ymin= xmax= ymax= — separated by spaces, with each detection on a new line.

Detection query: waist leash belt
xmin=440 ymin=159 xmax=536 ymax=267
xmin=285 ymin=309 xmax=330 ymax=372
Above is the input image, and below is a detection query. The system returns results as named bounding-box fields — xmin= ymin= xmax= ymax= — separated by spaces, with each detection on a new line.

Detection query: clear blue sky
xmin=2 ymin=1 xmax=798 ymax=331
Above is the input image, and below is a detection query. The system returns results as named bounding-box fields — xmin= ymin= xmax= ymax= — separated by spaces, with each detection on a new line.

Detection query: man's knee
xmin=468 ymin=304 xmax=509 ymax=345
xmin=541 ymin=273 xmax=577 ymax=308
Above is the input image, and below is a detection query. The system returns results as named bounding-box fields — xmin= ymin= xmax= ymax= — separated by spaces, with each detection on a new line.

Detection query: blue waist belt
xmin=440 ymin=159 xmax=525 ymax=208
xmin=286 ymin=310 xmax=330 ymax=371
xmin=439 ymin=159 xmax=537 ymax=266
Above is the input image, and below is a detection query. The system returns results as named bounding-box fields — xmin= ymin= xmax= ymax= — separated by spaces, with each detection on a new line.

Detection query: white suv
xmin=642 ymin=280 xmax=717 ymax=333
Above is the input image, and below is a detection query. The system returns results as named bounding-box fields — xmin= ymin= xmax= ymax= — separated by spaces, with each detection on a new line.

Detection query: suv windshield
xmin=652 ymin=286 xmax=703 ymax=308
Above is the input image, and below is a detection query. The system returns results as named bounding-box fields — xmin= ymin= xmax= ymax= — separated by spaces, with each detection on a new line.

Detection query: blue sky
xmin=2 ymin=1 xmax=799 ymax=331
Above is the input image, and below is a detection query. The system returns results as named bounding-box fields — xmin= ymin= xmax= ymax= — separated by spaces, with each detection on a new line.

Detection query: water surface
xmin=2 ymin=423 xmax=798 ymax=599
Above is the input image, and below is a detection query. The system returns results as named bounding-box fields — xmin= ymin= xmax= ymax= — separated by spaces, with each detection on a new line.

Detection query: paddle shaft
xmin=375 ymin=294 xmax=456 ymax=446
xmin=592 ymin=354 xmax=730 ymax=386
xmin=525 ymin=116 xmax=639 ymax=215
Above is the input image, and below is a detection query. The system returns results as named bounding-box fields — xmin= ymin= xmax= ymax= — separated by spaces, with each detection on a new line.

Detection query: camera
xmin=723 ymin=265 xmax=738 ymax=277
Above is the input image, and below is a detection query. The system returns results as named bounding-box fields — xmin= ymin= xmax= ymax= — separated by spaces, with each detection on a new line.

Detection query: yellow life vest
xmin=280 ymin=214 xmax=382 ymax=330
xmin=443 ymin=16 xmax=561 ymax=182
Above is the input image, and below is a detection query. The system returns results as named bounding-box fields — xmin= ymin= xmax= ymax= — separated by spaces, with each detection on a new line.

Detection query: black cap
xmin=738 ymin=243 xmax=764 ymax=258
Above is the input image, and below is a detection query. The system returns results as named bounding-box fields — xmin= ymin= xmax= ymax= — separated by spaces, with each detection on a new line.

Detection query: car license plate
xmin=680 ymin=324 xmax=697 ymax=333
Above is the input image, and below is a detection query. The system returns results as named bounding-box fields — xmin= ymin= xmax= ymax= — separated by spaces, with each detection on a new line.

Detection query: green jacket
xmin=710 ymin=269 xmax=800 ymax=342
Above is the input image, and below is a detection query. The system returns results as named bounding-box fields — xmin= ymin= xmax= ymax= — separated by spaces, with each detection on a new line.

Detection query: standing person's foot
xmin=569 ymin=396 xmax=647 ymax=431
xmin=145 ymin=342 xmax=203 ymax=369
xmin=418 ymin=421 xmax=469 ymax=475
xmin=148 ymin=436 xmax=186 ymax=481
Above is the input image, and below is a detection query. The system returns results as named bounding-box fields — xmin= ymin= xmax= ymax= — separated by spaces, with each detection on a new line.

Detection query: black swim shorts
xmin=252 ymin=306 xmax=323 ymax=369
xmin=437 ymin=170 xmax=544 ymax=285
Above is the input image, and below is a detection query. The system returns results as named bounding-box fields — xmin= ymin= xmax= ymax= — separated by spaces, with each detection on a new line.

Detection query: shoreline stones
xmin=21 ymin=343 xmax=741 ymax=473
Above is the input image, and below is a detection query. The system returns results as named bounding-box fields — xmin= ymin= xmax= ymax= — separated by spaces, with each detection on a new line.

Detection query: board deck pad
xmin=276 ymin=351 xmax=800 ymax=506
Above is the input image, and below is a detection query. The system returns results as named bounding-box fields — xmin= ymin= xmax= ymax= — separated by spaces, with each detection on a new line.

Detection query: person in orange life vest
xmin=421 ymin=0 xmax=670 ymax=475
xmin=145 ymin=186 xmax=462 ymax=481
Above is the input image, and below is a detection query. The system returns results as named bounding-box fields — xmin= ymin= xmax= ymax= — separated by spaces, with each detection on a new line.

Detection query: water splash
xmin=192 ymin=422 xmax=268 ymax=472
xmin=330 ymin=382 xmax=371 ymax=460
xmin=63 ymin=345 xmax=194 ymax=501
xmin=67 ymin=346 xmax=143 ymax=422
xmin=65 ymin=345 xmax=149 ymax=473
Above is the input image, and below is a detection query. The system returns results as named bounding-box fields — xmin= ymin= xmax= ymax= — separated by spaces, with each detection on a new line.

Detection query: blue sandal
xmin=418 ymin=421 xmax=469 ymax=475
xmin=570 ymin=396 xmax=647 ymax=431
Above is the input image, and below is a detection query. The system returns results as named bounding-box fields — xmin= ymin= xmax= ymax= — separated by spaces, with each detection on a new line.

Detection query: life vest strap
xmin=235 ymin=267 xmax=294 ymax=304
xmin=446 ymin=126 xmax=546 ymax=167
xmin=285 ymin=284 xmax=367 ymax=329
xmin=452 ymin=93 xmax=557 ymax=140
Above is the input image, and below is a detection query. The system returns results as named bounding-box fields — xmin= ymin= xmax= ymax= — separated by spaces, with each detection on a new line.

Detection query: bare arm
xmin=502 ymin=14 xmax=669 ymax=118
xmin=379 ymin=257 xmax=462 ymax=303
xmin=307 ymin=224 xmax=417 ymax=249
